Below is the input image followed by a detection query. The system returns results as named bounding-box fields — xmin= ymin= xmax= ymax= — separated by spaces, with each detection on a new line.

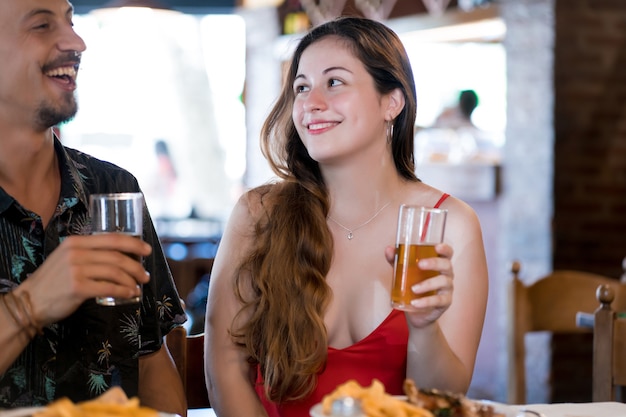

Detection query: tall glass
xmin=90 ymin=192 xmax=144 ymax=306
xmin=391 ymin=205 xmax=447 ymax=311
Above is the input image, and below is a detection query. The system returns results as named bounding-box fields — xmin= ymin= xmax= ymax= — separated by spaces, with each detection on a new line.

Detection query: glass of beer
xmin=391 ymin=205 xmax=447 ymax=311
xmin=89 ymin=192 xmax=144 ymax=306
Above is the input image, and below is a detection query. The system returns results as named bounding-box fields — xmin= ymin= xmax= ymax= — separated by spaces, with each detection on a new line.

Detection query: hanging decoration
xmin=355 ymin=0 xmax=398 ymax=21
xmin=298 ymin=0 xmax=347 ymax=26
xmin=421 ymin=0 xmax=452 ymax=15
xmin=298 ymin=0 xmax=459 ymax=27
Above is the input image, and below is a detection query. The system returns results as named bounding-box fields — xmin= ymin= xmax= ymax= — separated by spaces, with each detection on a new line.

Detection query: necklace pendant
xmin=347 ymin=232 xmax=354 ymax=240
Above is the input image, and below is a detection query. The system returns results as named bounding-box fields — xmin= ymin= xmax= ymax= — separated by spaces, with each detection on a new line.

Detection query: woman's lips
xmin=307 ymin=121 xmax=339 ymax=133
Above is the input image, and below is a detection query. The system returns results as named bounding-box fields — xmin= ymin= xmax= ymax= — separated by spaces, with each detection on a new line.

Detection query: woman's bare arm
xmin=401 ymin=198 xmax=488 ymax=393
xmin=204 ymin=193 xmax=269 ymax=417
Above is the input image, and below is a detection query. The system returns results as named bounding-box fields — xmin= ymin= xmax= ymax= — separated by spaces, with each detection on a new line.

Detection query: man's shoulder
xmin=62 ymin=146 xmax=136 ymax=178
xmin=60 ymin=145 xmax=140 ymax=192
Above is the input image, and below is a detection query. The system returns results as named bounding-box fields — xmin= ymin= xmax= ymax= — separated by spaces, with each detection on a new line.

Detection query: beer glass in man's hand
xmin=90 ymin=192 xmax=144 ymax=306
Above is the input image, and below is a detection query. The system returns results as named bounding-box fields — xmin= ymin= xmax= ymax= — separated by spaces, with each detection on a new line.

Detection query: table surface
xmin=188 ymin=401 xmax=626 ymax=417
xmin=509 ymin=401 xmax=626 ymax=417
xmin=188 ymin=409 xmax=216 ymax=417
xmin=2 ymin=402 xmax=624 ymax=417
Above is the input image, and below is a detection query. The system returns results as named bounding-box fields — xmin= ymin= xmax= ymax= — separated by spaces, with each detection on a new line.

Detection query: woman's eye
xmin=329 ymin=79 xmax=343 ymax=87
xmin=294 ymin=85 xmax=309 ymax=94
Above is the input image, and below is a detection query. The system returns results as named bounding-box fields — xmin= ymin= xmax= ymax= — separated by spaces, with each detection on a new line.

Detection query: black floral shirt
xmin=0 ymin=139 xmax=186 ymax=408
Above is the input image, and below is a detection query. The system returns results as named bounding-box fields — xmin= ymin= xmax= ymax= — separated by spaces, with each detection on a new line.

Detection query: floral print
xmin=0 ymin=139 xmax=185 ymax=408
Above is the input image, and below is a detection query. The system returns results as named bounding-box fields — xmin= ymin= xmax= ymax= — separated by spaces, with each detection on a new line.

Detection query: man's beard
xmin=35 ymin=92 xmax=78 ymax=130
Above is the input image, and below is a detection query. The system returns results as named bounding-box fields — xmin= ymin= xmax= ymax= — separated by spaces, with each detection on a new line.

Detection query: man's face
xmin=0 ymin=0 xmax=86 ymax=132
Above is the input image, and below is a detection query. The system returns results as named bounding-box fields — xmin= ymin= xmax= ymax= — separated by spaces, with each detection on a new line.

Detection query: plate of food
xmin=310 ymin=379 xmax=516 ymax=417
xmin=0 ymin=387 xmax=176 ymax=417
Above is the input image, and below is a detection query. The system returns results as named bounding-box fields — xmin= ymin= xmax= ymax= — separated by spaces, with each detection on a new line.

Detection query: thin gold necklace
xmin=327 ymin=201 xmax=391 ymax=240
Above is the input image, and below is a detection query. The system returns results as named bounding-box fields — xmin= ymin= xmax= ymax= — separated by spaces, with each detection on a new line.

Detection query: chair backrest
xmin=165 ymin=326 xmax=211 ymax=409
xmin=508 ymin=260 xmax=626 ymax=404
xmin=166 ymin=325 xmax=187 ymax=388
xmin=167 ymin=257 xmax=215 ymax=300
xmin=592 ymin=284 xmax=626 ymax=401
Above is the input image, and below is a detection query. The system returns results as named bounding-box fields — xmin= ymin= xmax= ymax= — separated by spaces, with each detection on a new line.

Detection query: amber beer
xmin=391 ymin=243 xmax=438 ymax=309
xmin=391 ymin=205 xmax=447 ymax=311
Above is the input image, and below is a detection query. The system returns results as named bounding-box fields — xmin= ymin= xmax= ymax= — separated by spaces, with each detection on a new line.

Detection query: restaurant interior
xmin=63 ymin=0 xmax=626 ymax=409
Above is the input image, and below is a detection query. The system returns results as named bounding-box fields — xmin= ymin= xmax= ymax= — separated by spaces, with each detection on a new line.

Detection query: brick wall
xmin=553 ymin=1 xmax=626 ymax=278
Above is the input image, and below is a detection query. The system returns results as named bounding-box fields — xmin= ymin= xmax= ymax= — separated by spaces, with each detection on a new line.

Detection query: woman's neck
xmin=324 ymin=160 xmax=404 ymax=218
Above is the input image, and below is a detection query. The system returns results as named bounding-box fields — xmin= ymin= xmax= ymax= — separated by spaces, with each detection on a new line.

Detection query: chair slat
xmin=510 ymin=260 xmax=625 ymax=405
xmin=166 ymin=327 xmax=211 ymax=409
xmin=593 ymin=284 xmax=626 ymax=401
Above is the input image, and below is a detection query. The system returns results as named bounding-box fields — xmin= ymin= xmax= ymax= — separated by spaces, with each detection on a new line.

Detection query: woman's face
xmin=291 ymin=36 xmax=392 ymax=166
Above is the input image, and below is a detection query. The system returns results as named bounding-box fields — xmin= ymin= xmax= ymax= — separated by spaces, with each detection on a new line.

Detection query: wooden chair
xmin=508 ymin=260 xmax=626 ymax=404
xmin=592 ymin=284 xmax=626 ymax=401
xmin=167 ymin=257 xmax=215 ymax=300
xmin=166 ymin=326 xmax=211 ymax=409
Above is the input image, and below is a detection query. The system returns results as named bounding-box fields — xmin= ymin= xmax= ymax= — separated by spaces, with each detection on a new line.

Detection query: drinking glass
xmin=90 ymin=192 xmax=144 ymax=306
xmin=391 ymin=205 xmax=447 ymax=311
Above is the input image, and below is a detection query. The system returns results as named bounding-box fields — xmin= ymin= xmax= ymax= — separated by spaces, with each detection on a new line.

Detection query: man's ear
xmin=386 ymin=88 xmax=405 ymax=120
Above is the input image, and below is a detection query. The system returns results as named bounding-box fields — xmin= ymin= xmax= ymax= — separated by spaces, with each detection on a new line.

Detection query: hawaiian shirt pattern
xmin=0 ymin=139 xmax=186 ymax=408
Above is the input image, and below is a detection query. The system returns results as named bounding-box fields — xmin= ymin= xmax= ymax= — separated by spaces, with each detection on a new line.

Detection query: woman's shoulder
xmin=403 ymin=181 xmax=480 ymax=223
xmin=233 ymin=182 xmax=284 ymax=222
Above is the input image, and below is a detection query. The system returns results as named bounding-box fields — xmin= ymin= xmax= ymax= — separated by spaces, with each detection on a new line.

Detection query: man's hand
xmin=15 ymin=234 xmax=152 ymax=326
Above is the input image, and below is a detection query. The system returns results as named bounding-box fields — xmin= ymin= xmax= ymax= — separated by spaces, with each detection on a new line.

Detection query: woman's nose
xmin=303 ymin=87 xmax=327 ymax=112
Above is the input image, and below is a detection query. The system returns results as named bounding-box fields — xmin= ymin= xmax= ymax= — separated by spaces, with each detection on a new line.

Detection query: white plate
xmin=0 ymin=407 xmax=177 ymax=417
xmin=0 ymin=407 xmax=42 ymax=417
xmin=308 ymin=402 xmax=326 ymax=417
xmin=475 ymin=400 xmax=518 ymax=417
xmin=310 ymin=398 xmax=517 ymax=417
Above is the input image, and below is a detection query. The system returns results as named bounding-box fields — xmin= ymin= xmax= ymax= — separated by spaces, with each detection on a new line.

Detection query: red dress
xmin=256 ymin=194 xmax=451 ymax=416
xmin=256 ymin=309 xmax=409 ymax=417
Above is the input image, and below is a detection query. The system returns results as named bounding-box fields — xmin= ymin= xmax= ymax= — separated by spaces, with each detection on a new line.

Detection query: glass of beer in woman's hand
xmin=391 ymin=205 xmax=447 ymax=311
xmin=89 ymin=192 xmax=144 ymax=306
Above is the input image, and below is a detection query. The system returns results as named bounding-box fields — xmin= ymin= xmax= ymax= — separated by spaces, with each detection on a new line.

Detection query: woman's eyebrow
xmin=323 ymin=66 xmax=352 ymax=74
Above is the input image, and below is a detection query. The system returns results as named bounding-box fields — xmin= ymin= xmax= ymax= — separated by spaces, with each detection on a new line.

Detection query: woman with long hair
xmin=205 ymin=16 xmax=488 ymax=417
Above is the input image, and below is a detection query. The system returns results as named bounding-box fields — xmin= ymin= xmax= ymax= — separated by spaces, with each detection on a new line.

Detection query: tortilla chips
xmin=33 ymin=387 xmax=159 ymax=417
xmin=321 ymin=379 xmax=434 ymax=417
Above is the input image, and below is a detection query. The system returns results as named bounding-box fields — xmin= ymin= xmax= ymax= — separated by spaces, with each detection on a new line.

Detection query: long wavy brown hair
xmin=230 ymin=16 xmax=419 ymax=403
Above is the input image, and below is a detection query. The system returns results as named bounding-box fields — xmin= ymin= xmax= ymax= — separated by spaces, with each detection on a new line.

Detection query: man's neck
xmin=0 ymin=127 xmax=61 ymax=227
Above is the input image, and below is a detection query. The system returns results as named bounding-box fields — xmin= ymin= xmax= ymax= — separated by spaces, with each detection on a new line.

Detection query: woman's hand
xmin=385 ymin=243 xmax=454 ymax=328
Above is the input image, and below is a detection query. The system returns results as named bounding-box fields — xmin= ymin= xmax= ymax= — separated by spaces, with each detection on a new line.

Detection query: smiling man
xmin=0 ymin=1 xmax=186 ymax=414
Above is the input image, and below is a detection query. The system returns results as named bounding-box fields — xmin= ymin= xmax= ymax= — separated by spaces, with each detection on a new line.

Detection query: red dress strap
xmin=433 ymin=193 xmax=450 ymax=208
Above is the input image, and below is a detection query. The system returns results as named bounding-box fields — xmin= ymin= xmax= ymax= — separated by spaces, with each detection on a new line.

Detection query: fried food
xmin=321 ymin=379 xmax=434 ymax=417
xmin=319 ymin=378 xmax=503 ymax=417
xmin=403 ymin=379 xmax=497 ymax=417
xmin=33 ymin=387 xmax=159 ymax=417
